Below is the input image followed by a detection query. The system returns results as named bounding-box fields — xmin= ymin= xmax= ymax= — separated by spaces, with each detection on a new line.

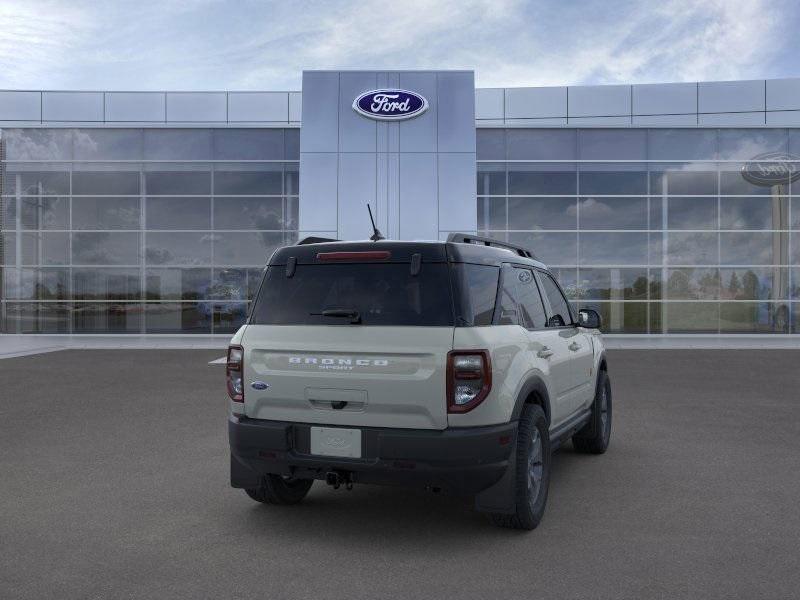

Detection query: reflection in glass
xmin=650 ymin=170 xmax=716 ymax=195
xmin=720 ymin=302 xmax=789 ymax=333
xmin=477 ymin=197 xmax=505 ymax=231
xmin=145 ymin=268 xmax=211 ymax=300
xmin=72 ymin=171 xmax=140 ymax=195
xmin=508 ymin=169 xmax=575 ymax=195
xmin=22 ymin=232 xmax=70 ymax=265
xmin=578 ymin=130 xmax=646 ymax=160
xmin=577 ymin=268 xmax=648 ymax=300
xmin=4 ymin=302 xmax=70 ymax=333
xmin=213 ymin=302 xmax=249 ymax=333
xmin=72 ymin=197 xmax=140 ymax=229
xmin=20 ymin=196 xmax=69 ymax=230
xmin=144 ymin=302 xmax=211 ymax=333
xmin=145 ymin=232 xmax=212 ymax=266
xmin=578 ymin=171 xmax=647 ymax=195
xmin=579 ymin=233 xmax=648 ymax=266
xmin=3 ymin=129 xmax=73 ymax=160
xmin=18 ymin=171 xmax=70 ymax=195
xmin=665 ymin=197 xmax=717 ymax=230
xmin=213 ymin=197 xmax=283 ymax=230
xmin=213 ymin=232 xmax=283 ymax=266
xmin=720 ymin=268 xmax=788 ymax=301
xmin=145 ymin=197 xmax=211 ymax=230
xmin=213 ymin=129 xmax=284 ymax=160
xmin=507 ymin=232 xmax=577 ymax=266
xmin=720 ymin=232 xmax=782 ymax=265
xmin=73 ymin=129 xmax=143 ymax=160
xmin=145 ymin=171 xmax=210 ymax=195
xmin=214 ymin=170 xmax=282 ymax=195
xmin=720 ymin=196 xmax=788 ymax=230
xmin=577 ymin=301 xmax=647 ymax=333
xmin=578 ymin=197 xmax=647 ymax=230
xmin=666 ymin=233 xmax=718 ymax=265
xmin=477 ymin=166 xmax=505 ymax=195
xmin=72 ymin=303 xmax=142 ymax=333
xmin=664 ymin=302 xmax=719 ymax=333
xmin=73 ymin=268 xmax=141 ymax=300
xmin=143 ymin=130 xmax=213 ymax=160
xmin=666 ymin=268 xmax=719 ymax=300
xmin=507 ymin=129 xmax=576 ymax=160
xmin=508 ymin=197 xmax=576 ymax=230
xmin=477 ymin=129 xmax=505 ymax=160
xmin=210 ymin=268 xmax=247 ymax=300
xmin=1 ymin=233 xmax=16 ymax=264
xmin=72 ymin=232 xmax=139 ymax=265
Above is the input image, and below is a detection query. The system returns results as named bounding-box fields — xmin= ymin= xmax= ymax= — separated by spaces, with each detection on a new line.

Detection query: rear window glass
xmin=250 ymin=263 xmax=454 ymax=326
xmin=451 ymin=264 xmax=500 ymax=326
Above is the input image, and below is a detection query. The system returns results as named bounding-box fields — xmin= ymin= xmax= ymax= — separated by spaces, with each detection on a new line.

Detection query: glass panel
xmin=666 ymin=197 xmax=717 ymax=230
xmin=792 ymin=198 xmax=800 ymax=229
xmin=145 ymin=232 xmax=212 ymax=266
xmin=476 ymin=129 xmax=505 ymax=160
xmin=578 ymin=301 xmax=647 ymax=333
xmin=284 ymin=129 xmax=300 ymax=159
xmin=284 ymin=163 xmax=299 ymax=196
xmin=720 ymin=196 xmax=788 ymax=230
xmin=34 ymin=268 xmax=69 ymax=300
xmin=477 ymin=197 xmax=506 ymax=231
xmin=720 ymin=232 xmax=784 ymax=265
xmin=650 ymin=169 xmax=717 ymax=196
xmin=213 ymin=129 xmax=284 ymax=160
xmin=246 ymin=268 xmax=264 ymax=300
xmin=17 ymin=171 xmax=70 ymax=196
xmin=508 ymin=164 xmax=576 ymax=195
xmin=1 ymin=233 xmax=16 ymax=264
xmin=665 ymin=268 xmax=720 ymax=299
xmin=22 ymin=232 xmax=69 ymax=265
xmin=792 ymin=269 xmax=800 ymax=300
xmin=73 ymin=129 xmax=143 ymax=160
xmin=666 ymin=233 xmax=718 ymax=265
xmin=720 ymin=169 xmax=781 ymax=195
xmin=213 ymin=169 xmax=282 ymax=195
xmin=145 ymin=197 xmax=211 ymax=230
xmin=144 ymin=302 xmax=212 ymax=333
xmin=507 ymin=129 xmax=576 ymax=160
xmin=538 ymin=272 xmax=573 ymax=326
xmin=649 ymin=268 xmax=663 ymax=299
xmin=1 ymin=196 xmax=16 ymax=227
xmin=72 ymin=197 xmax=140 ymax=230
xmin=720 ymin=302 xmax=790 ymax=333
xmin=578 ymin=233 xmax=648 ymax=265
xmin=648 ymin=129 xmax=717 ymax=161
xmin=477 ymin=165 xmax=505 ymax=195
xmin=3 ymin=129 xmax=73 ymax=160
xmin=143 ymin=130 xmax=213 ymax=160
xmin=717 ymin=129 xmax=788 ymax=160
xmin=579 ymin=171 xmax=647 ymax=195
xmin=285 ymin=197 xmax=298 ymax=231
xmin=145 ymin=170 xmax=210 ymax=195
xmin=145 ymin=268 xmax=211 ymax=301
xmin=578 ymin=130 xmax=646 ymax=160
xmin=73 ymin=268 xmax=141 ymax=300
xmin=720 ymin=267 xmax=789 ymax=301
xmin=508 ymin=197 xmax=576 ymax=230
xmin=4 ymin=302 xmax=70 ymax=333
xmin=452 ymin=264 xmax=500 ymax=326
xmin=213 ymin=197 xmax=283 ymax=230
xmin=20 ymin=196 xmax=69 ymax=230
xmin=664 ymin=302 xmax=719 ymax=333
xmin=72 ymin=303 xmax=142 ymax=333
xmin=578 ymin=197 xmax=647 ymax=230
xmin=72 ymin=171 xmax=140 ymax=195
xmin=213 ymin=232 xmax=283 ymax=266
xmin=577 ymin=268 xmax=648 ymax=300
xmin=213 ymin=303 xmax=249 ymax=333
xmin=507 ymin=232 xmax=577 ymax=265
xmin=210 ymin=268 xmax=248 ymax=300
xmin=72 ymin=232 xmax=139 ymax=265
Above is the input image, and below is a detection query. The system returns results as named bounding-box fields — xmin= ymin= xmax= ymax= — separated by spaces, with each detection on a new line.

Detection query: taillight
xmin=447 ymin=350 xmax=492 ymax=413
xmin=227 ymin=345 xmax=244 ymax=402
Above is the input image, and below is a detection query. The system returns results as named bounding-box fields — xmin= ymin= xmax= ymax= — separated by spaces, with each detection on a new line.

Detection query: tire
xmin=490 ymin=404 xmax=551 ymax=530
xmin=572 ymin=370 xmax=612 ymax=454
xmin=244 ymin=475 xmax=314 ymax=505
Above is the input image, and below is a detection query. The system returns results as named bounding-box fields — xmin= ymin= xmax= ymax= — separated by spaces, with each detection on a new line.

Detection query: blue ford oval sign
xmin=353 ymin=89 xmax=428 ymax=121
xmin=741 ymin=152 xmax=800 ymax=187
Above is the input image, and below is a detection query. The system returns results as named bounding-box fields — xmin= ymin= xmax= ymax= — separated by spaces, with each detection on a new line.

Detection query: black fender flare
xmin=510 ymin=375 xmax=552 ymax=425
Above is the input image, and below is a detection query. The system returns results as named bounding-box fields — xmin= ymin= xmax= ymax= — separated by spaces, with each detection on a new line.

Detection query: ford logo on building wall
xmin=352 ymin=89 xmax=428 ymax=121
xmin=741 ymin=152 xmax=800 ymax=186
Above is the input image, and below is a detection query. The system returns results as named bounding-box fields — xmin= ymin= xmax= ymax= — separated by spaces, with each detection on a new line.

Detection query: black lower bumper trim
xmin=229 ymin=416 xmax=516 ymax=495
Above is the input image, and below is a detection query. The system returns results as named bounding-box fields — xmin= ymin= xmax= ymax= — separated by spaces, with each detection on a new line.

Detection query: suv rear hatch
xmin=241 ymin=243 xmax=455 ymax=430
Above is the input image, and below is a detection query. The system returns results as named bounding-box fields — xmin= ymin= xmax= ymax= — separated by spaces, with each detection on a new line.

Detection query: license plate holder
xmin=310 ymin=426 xmax=362 ymax=458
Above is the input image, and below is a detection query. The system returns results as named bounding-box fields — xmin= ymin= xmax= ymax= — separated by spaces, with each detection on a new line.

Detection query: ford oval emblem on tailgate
xmin=251 ymin=381 xmax=269 ymax=390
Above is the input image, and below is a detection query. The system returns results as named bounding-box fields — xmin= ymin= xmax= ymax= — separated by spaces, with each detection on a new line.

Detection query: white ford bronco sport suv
xmin=227 ymin=233 xmax=611 ymax=530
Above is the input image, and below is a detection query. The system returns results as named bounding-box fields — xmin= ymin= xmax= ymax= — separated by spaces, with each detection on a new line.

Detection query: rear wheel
xmin=572 ymin=370 xmax=612 ymax=454
xmin=490 ymin=404 xmax=550 ymax=530
xmin=245 ymin=475 xmax=314 ymax=505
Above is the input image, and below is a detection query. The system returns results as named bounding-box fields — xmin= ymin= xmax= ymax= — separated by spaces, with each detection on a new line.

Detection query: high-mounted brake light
xmin=227 ymin=345 xmax=244 ymax=402
xmin=316 ymin=251 xmax=391 ymax=261
xmin=447 ymin=350 xmax=492 ymax=413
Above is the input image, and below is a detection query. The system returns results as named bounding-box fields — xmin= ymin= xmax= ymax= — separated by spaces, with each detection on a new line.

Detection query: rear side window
xmin=250 ymin=263 xmax=454 ymax=326
xmin=451 ymin=263 xmax=500 ymax=326
xmin=497 ymin=265 xmax=547 ymax=328
xmin=539 ymin=272 xmax=573 ymax=326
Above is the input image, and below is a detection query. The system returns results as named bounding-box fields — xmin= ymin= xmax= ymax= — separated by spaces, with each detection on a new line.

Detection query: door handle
xmin=537 ymin=347 xmax=554 ymax=359
xmin=568 ymin=342 xmax=581 ymax=351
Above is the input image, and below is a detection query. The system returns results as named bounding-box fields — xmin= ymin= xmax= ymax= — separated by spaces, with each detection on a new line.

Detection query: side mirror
xmin=578 ymin=309 xmax=602 ymax=330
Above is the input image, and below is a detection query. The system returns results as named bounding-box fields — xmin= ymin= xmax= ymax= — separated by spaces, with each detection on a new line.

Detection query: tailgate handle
xmin=306 ymin=388 xmax=368 ymax=412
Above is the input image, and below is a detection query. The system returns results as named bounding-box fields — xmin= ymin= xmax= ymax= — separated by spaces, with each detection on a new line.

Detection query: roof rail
xmin=296 ymin=236 xmax=339 ymax=245
xmin=446 ymin=233 xmax=536 ymax=259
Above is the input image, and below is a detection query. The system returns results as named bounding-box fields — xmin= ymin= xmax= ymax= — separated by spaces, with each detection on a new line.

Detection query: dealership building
xmin=1 ymin=70 xmax=799 ymax=338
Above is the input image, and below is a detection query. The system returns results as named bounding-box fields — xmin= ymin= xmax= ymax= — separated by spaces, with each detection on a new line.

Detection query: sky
xmin=0 ymin=0 xmax=798 ymax=91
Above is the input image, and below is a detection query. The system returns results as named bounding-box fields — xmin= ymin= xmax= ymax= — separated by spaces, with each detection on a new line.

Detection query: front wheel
xmin=572 ymin=370 xmax=612 ymax=454
xmin=490 ymin=404 xmax=551 ymax=530
xmin=245 ymin=474 xmax=314 ymax=505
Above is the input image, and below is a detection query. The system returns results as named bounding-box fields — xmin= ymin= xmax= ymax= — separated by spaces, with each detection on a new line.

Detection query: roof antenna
xmin=367 ymin=204 xmax=385 ymax=241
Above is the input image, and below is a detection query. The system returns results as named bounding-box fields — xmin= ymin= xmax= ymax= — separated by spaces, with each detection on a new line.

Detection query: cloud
xmin=0 ymin=0 xmax=795 ymax=90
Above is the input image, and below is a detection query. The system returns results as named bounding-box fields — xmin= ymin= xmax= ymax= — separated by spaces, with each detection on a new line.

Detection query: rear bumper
xmin=229 ymin=415 xmax=516 ymax=495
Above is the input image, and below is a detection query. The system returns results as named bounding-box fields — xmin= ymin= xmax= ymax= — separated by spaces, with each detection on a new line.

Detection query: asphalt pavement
xmin=1 ymin=349 xmax=799 ymax=599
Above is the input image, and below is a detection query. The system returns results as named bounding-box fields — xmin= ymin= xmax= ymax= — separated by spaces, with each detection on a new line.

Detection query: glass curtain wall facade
xmin=0 ymin=128 xmax=299 ymax=334
xmin=477 ymin=128 xmax=800 ymax=334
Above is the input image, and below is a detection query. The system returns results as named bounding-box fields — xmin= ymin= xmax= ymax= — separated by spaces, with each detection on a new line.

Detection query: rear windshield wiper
xmin=311 ymin=308 xmax=362 ymax=324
